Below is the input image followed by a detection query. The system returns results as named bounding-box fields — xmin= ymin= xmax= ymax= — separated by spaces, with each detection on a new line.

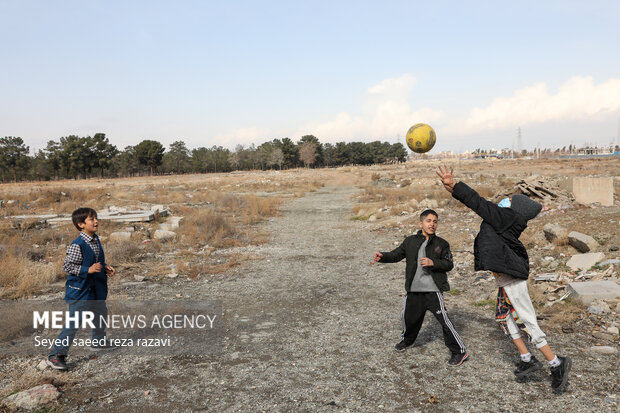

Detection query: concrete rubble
xmin=558 ymin=177 xmax=615 ymax=206
xmin=568 ymin=231 xmax=599 ymax=253
xmin=154 ymin=230 xmax=176 ymax=241
xmin=2 ymin=384 xmax=59 ymax=410
xmin=566 ymin=281 xmax=620 ymax=304
xmin=110 ymin=231 xmax=132 ymax=241
xmin=513 ymin=176 xmax=574 ymax=203
xmin=7 ymin=205 xmax=169 ymax=226
xmin=543 ymin=223 xmax=568 ymax=243
xmin=566 ymin=252 xmax=606 ymax=271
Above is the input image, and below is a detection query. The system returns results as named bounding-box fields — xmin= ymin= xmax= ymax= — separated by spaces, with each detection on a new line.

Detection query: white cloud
xmin=464 ymin=76 xmax=620 ymax=131
xmin=297 ymin=74 xmax=444 ymax=141
xmin=214 ymin=126 xmax=272 ymax=148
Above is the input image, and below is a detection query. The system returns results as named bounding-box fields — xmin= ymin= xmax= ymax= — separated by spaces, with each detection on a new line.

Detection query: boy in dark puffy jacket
xmin=47 ymin=207 xmax=116 ymax=370
xmin=437 ymin=166 xmax=571 ymax=394
xmin=373 ymin=209 xmax=468 ymax=366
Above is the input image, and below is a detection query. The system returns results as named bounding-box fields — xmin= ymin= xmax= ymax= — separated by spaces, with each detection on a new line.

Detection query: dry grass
xmin=0 ymin=361 xmax=78 ymax=400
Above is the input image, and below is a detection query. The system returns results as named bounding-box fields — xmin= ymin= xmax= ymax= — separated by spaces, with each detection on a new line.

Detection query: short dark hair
xmin=420 ymin=209 xmax=438 ymax=221
xmin=72 ymin=207 xmax=97 ymax=230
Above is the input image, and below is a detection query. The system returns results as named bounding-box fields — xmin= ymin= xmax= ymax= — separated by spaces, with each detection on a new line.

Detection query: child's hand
xmin=88 ymin=263 xmax=103 ymax=274
xmin=420 ymin=258 xmax=434 ymax=267
xmin=436 ymin=165 xmax=455 ymax=193
xmin=373 ymin=252 xmax=383 ymax=262
xmin=105 ymin=265 xmax=116 ymax=277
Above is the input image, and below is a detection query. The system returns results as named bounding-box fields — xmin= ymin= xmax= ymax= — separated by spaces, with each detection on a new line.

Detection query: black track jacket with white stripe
xmin=380 ymin=231 xmax=453 ymax=292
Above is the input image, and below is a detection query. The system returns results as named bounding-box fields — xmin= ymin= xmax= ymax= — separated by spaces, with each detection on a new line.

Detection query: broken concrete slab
xmin=590 ymin=346 xmax=618 ymax=355
xmin=566 ymin=252 xmax=605 ymax=271
xmin=534 ymin=273 xmax=558 ymax=282
xmin=2 ymin=384 xmax=59 ymax=410
xmin=110 ymin=231 xmax=132 ymax=241
xmin=567 ymin=281 xmax=620 ymax=304
xmin=543 ymin=223 xmax=568 ymax=243
xmin=568 ymin=231 xmax=599 ymax=253
xmin=154 ymin=230 xmax=176 ymax=241
xmin=559 ymin=177 xmax=614 ymax=206
xmin=158 ymin=217 xmax=183 ymax=231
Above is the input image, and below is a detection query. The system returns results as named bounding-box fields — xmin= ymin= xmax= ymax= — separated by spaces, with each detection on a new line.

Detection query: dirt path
xmin=58 ymin=184 xmax=616 ymax=412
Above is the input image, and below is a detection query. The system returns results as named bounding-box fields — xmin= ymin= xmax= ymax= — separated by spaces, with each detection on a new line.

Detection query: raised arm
xmin=436 ymin=166 xmax=515 ymax=232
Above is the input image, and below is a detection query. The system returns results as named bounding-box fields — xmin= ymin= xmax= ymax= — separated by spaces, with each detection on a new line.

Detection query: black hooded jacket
xmin=451 ymin=182 xmax=531 ymax=279
xmin=380 ymin=230 xmax=453 ymax=292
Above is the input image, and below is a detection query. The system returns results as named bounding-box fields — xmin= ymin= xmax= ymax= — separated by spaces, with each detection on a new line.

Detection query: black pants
xmin=401 ymin=291 xmax=466 ymax=355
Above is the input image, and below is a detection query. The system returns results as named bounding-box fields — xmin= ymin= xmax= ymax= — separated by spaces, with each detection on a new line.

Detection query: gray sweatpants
xmin=503 ymin=280 xmax=548 ymax=349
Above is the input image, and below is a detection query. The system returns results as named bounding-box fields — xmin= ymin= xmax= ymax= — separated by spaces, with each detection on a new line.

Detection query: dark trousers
xmin=401 ymin=291 xmax=466 ymax=355
xmin=49 ymin=299 xmax=108 ymax=356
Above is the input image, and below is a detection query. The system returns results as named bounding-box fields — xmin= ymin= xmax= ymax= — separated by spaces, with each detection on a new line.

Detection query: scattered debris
xmin=590 ymin=346 xmax=618 ymax=355
xmin=2 ymin=384 xmax=59 ymax=410
xmin=567 ymin=281 xmax=620 ymax=304
xmin=568 ymin=231 xmax=599 ymax=253
xmin=543 ymin=223 xmax=568 ymax=244
xmin=512 ymin=177 xmax=574 ymax=203
xmin=566 ymin=252 xmax=605 ymax=271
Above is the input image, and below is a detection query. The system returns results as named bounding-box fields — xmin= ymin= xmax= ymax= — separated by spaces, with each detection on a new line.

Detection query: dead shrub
xmin=0 ymin=254 xmax=61 ymax=298
xmin=176 ymin=208 xmax=236 ymax=247
xmin=241 ymin=195 xmax=281 ymax=224
xmin=106 ymin=239 xmax=143 ymax=264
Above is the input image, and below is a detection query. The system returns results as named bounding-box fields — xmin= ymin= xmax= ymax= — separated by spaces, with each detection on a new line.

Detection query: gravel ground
xmin=14 ymin=184 xmax=619 ymax=412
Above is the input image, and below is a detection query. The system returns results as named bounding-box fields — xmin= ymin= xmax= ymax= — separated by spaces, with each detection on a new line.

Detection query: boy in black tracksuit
xmin=373 ymin=209 xmax=468 ymax=366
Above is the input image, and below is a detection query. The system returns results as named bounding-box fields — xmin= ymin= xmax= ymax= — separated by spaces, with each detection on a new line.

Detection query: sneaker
xmin=550 ymin=356 xmax=572 ymax=394
xmin=90 ymin=339 xmax=118 ymax=352
xmin=514 ymin=356 xmax=543 ymax=381
xmin=46 ymin=354 xmax=68 ymax=370
xmin=448 ymin=352 xmax=469 ymax=366
xmin=394 ymin=340 xmax=414 ymax=352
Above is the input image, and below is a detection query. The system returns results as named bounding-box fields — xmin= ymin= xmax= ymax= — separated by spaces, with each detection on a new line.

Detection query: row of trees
xmin=0 ymin=134 xmax=407 ymax=182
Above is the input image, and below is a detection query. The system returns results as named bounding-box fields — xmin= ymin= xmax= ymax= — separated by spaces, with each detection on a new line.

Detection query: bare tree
xmin=299 ymin=142 xmax=317 ymax=168
xmin=270 ymin=148 xmax=284 ymax=170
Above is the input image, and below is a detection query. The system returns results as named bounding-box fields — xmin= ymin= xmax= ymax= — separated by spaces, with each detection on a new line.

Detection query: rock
xmin=568 ymin=281 xmax=620 ymax=304
xmin=2 ymin=384 xmax=59 ymax=410
xmin=368 ymin=215 xmax=377 ymax=222
xmin=607 ymin=326 xmax=619 ymax=335
xmin=568 ymin=231 xmax=599 ymax=253
xmin=36 ymin=359 xmax=48 ymax=371
xmin=534 ymin=273 xmax=557 ymax=282
xmin=592 ymin=331 xmax=615 ymax=342
xmin=590 ymin=346 xmax=617 ymax=354
xmin=134 ymin=275 xmax=146 ymax=282
xmin=153 ymin=230 xmax=176 ymax=241
xmin=419 ymin=199 xmax=439 ymax=209
xmin=124 ymin=226 xmax=135 ymax=232
xmin=599 ymin=259 xmax=620 ymax=266
xmin=151 ymin=204 xmax=165 ymax=213
xmin=587 ymin=303 xmax=611 ymax=314
xmin=165 ymin=273 xmax=178 ymax=279
xmin=110 ymin=231 xmax=132 ymax=241
xmin=168 ymin=217 xmax=183 ymax=229
xmin=566 ymin=252 xmax=605 ymax=271
xmin=543 ymin=224 xmax=568 ymax=243
xmin=372 ymin=178 xmax=397 ymax=188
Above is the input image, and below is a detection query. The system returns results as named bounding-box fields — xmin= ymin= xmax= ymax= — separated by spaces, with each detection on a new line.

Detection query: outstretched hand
xmin=436 ymin=165 xmax=456 ymax=193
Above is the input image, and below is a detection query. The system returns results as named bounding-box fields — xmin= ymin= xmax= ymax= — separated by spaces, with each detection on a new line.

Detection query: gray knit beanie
xmin=510 ymin=194 xmax=542 ymax=220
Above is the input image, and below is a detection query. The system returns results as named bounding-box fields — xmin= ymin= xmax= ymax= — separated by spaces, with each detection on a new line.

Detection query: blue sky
xmin=2 ymin=1 xmax=619 ymax=153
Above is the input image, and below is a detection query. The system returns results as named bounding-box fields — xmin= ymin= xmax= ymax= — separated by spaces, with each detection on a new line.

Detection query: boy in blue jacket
xmin=47 ymin=207 xmax=116 ymax=370
xmin=437 ymin=166 xmax=571 ymax=394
